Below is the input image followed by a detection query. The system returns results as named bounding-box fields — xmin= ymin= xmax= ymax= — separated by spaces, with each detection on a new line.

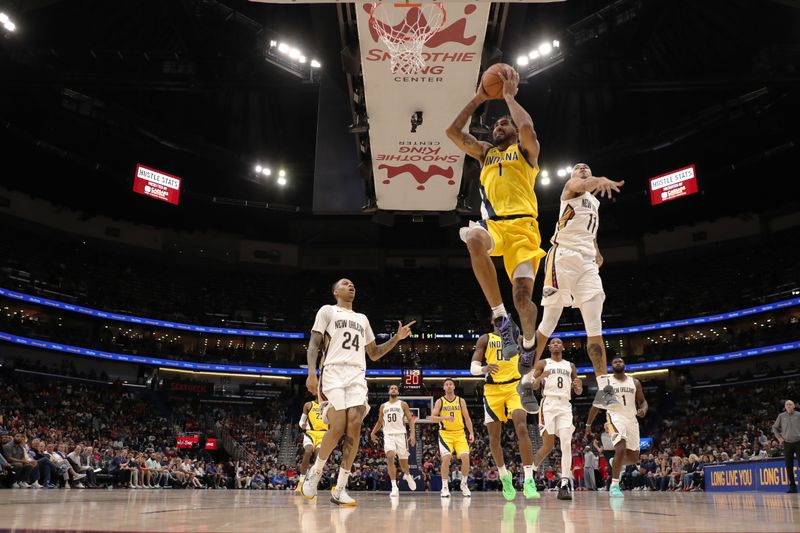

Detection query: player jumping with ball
xmin=446 ymin=65 xmax=546 ymax=379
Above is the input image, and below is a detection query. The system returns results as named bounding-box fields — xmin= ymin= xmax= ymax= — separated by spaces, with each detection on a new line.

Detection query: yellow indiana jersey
xmin=439 ymin=395 xmax=465 ymax=432
xmin=479 ymin=144 xmax=540 ymax=219
xmin=308 ymin=401 xmax=328 ymax=432
xmin=484 ymin=333 xmax=521 ymax=385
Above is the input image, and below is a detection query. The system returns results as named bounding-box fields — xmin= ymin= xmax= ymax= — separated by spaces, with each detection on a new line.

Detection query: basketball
xmin=481 ymin=63 xmax=513 ymax=99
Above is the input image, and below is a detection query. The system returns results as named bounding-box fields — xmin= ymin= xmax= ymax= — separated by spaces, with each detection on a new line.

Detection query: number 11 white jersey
xmin=312 ymin=305 xmax=375 ymax=371
xmin=551 ymin=191 xmax=600 ymax=257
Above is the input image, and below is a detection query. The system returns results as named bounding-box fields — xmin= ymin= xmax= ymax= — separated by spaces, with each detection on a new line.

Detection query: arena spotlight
xmin=541 ymin=169 xmax=549 ymax=178
xmin=298 ymin=56 xmax=306 ymax=64
xmin=255 ymin=164 xmax=262 ymax=173
xmin=541 ymin=177 xmax=551 ymax=186
xmin=310 ymin=59 xmax=321 ymax=68
xmin=269 ymin=40 xmax=277 ymax=47
xmin=538 ymin=42 xmax=553 ymax=56
xmin=262 ymin=167 xmax=272 ymax=177
xmin=278 ymin=169 xmax=286 ymax=178
xmin=277 ymin=177 xmax=287 ymax=186
xmin=528 ymin=50 xmax=540 ymax=60
xmin=557 ymin=168 xmax=567 ymax=177
xmin=553 ymin=40 xmax=560 ymax=48
xmin=516 ymin=55 xmax=529 ymax=67
xmin=288 ymin=48 xmax=300 ymax=59
xmin=277 ymin=42 xmax=290 ymax=54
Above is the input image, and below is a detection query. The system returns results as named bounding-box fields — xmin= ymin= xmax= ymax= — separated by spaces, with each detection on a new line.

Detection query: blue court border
xmin=0 ymin=330 xmax=796 ymax=376
xmin=1 ymin=287 xmax=797 ymax=340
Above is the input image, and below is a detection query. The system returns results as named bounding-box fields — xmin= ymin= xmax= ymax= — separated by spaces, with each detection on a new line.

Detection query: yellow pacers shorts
xmin=303 ymin=430 xmax=326 ymax=449
xmin=438 ymin=430 xmax=470 ymax=457
xmin=465 ymin=216 xmax=546 ymax=281
xmin=483 ymin=381 xmax=524 ymax=424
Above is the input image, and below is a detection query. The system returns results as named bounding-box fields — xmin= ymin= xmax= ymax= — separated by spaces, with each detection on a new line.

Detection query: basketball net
xmin=369 ymin=2 xmax=446 ymax=75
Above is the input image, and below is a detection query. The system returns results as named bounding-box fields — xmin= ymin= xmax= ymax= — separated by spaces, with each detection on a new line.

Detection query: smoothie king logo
xmin=364 ymin=4 xmax=480 ymax=71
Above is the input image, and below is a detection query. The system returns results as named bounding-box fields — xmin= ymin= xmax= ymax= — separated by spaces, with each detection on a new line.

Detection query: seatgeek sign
xmin=133 ymin=164 xmax=182 ymax=205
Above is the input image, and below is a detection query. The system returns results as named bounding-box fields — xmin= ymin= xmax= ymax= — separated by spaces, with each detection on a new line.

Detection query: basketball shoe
xmin=494 ymin=315 xmax=520 ymax=361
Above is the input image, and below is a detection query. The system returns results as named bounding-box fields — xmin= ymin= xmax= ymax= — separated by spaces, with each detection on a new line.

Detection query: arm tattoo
xmin=450 ymin=100 xmax=480 ymax=131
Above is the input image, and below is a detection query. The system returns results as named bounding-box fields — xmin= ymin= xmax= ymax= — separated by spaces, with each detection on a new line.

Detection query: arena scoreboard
xmin=133 ymin=164 xmax=182 ymax=205
xmin=649 ymin=164 xmax=699 ymax=205
xmin=401 ymin=368 xmax=423 ymax=392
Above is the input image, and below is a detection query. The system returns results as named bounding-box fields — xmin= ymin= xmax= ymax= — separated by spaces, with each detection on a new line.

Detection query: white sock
xmin=523 ymin=465 xmax=534 ymax=482
xmin=611 ymin=478 xmax=619 ymax=487
xmin=312 ymin=456 xmax=326 ymax=473
xmin=560 ymin=477 xmax=570 ymax=487
xmin=391 ymin=479 xmax=398 ymax=488
xmin=491 ymin=304 xmax=508 ymax=319
xmin=522 ymin=336 xmax=535 ymax=350
xmin=498 ymin=465 xmax=508 ymax=477
xmin=335 ymin=467 xmax=350 ymax=493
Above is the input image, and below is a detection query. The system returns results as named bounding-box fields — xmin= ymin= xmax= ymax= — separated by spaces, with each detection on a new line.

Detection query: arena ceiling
xmin=0 ymin=0 xmax=799 ymax=246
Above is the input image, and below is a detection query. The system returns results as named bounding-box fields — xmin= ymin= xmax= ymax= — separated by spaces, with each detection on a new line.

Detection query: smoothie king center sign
xmin=357 ymin=3 xmax=490 ymax=211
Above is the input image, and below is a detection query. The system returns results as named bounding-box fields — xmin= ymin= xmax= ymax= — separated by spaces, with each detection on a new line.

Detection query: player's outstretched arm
xmin=428 ymin=398 xmax=449 ymax=422
xmin=305 ymin=331 xmax=324 ymax=394
xmin=470 ymin=334 xmax=498 ymax=376
xmin=366 ymin=320 xmax=415 ymax=361
xmin=585 ymin=405 xmax=601 ymax=436
xmin=298 ymin=402 xmax=311 ymax=430
xmin=461 ymin=397 xmax=475 ymax=443
xmin=445 ymin=90 xmax=492 ymax=162
xmin=566 ymin=174 xmax=625 ymax=199
xmin=401 ymin=401 xmax=417 ymax=447
xmin=371 ymin=405 xmax=385 ymax=443
xmin=531 ymin=360 xmax=548 ymax=390
xmin=500 ymin=68 xmax=540 ymax=166
xmin=594 ymin=239 xmax=604 ymax=268
xmin=571 ymin=363 xmax=583 ymax=395
xmin=634 ymin=379 xmax=648 ymax=417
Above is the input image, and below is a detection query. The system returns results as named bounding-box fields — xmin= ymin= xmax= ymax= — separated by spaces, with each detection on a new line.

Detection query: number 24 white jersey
xmin=312 ymin=305 xmax=375 ymax=371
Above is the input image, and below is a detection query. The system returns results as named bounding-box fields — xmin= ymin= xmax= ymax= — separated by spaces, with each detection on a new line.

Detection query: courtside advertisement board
xmin=649 ymin=164 xmax=699 ymax=206
xmin=133 ymin=164 xmax=182 ymax=205
xmin=176 ymin=435 xmax=217 ymax=450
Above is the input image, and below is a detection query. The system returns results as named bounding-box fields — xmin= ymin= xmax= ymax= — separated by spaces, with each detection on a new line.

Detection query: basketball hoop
xmin=369 ymin=2 xmax=446 ymax=75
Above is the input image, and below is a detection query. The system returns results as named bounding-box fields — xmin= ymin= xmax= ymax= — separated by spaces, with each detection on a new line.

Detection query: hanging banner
xmin=356 ymin=3 xmax=491 ymax=211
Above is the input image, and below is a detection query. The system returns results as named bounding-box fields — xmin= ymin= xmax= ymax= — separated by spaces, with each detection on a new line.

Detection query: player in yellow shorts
xmin=446 ymin=65 xmax=545 ymax=379
xmin=471 ymin=317 xmax=538 ymax=500
xmin=428 ymin=379 xmax=474 ymax=498
xmin=296 ymin=399 xmax=328 ymax=493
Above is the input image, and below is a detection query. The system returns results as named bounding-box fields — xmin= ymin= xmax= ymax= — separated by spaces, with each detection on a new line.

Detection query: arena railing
xmin=0 ymin=329 xmax=797 ymax=376
xmin=1 ymin=286 xmax=797 ymax=340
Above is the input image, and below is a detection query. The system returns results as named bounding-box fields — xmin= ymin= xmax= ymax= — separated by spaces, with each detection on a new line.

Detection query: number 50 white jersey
xmin=312 ymin=305 xmax=375 ymax=371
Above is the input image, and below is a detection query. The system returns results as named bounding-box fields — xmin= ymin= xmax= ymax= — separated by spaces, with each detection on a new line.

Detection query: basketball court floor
xmin=1 ymin=491 xmax=797 ymax=533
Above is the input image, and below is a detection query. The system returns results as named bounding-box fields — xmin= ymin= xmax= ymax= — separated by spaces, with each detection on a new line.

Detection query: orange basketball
xmin=481 ymin=63 xmax=512 ymax=100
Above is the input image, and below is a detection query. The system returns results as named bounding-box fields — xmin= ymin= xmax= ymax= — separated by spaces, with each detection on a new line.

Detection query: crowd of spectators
xmin=0 ymin=353 xmax=796 ymax=494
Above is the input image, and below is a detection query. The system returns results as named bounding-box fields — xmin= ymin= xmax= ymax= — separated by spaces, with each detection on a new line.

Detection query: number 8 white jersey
xmin=542 ymin=358 xmax=573 ymax=400
xmin=312 ymin=305 xmax=375 ymax=371
xmin=551 ymin=191 xmax=600 ymax=257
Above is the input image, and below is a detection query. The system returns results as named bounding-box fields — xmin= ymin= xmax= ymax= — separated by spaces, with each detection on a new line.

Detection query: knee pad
xmin=537 ymin=305 xmax=563 ymax=339
xmin=579 ymin=295 xmax=604 ymax=337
